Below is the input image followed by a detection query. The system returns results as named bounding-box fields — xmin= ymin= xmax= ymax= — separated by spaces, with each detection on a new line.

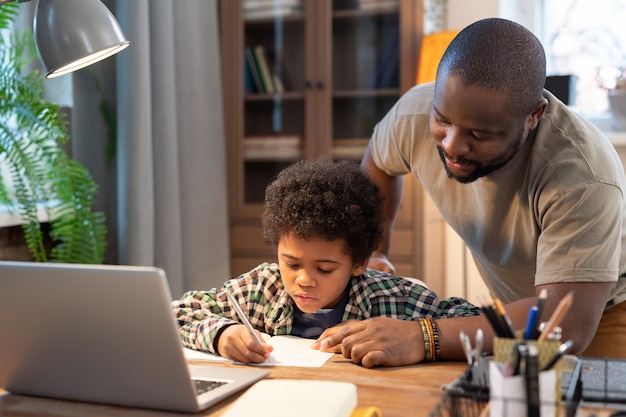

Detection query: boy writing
xmin=172 ymin=158 xmax=480 ymax=364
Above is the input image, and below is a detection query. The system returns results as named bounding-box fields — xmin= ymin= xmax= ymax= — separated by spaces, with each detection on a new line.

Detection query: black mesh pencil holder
xmin=429 ymin=360 xmax=490 ymax=417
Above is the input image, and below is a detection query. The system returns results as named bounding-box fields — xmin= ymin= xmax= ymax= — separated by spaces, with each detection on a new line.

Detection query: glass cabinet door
xmin=241 ymin=2 xmax=307 ymax=205
xmin=330 ymin=0 xmax=402 ymax=161
xmin=220 ymin=0 xmax=424 ymax=278
xmin=220 ymin=0 xmax=419 ymax=218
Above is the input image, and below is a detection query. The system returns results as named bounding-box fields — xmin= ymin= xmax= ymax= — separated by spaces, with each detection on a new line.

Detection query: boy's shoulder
xmin=359 ymin=269 xmax=428 ymax=292
xmin=230 ymin=262 xmax=283 ymax=291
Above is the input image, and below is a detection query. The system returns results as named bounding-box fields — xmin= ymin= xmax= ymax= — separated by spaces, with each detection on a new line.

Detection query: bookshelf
xmin=219 ymin=0 xmax=427 ymax=280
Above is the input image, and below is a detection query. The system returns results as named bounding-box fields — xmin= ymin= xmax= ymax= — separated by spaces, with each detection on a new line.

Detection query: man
xmin=312 ymin=18 xmax=626 ymax=367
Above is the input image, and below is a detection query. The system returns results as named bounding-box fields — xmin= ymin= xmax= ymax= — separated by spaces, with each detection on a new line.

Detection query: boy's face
xmin=277 ymin=232 xmax=366 ymax=313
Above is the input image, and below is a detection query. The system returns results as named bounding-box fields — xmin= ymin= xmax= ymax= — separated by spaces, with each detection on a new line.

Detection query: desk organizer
xmin=429 ymin=355 xmax=584 ymax=417
xmin=560 ymin=357 xmax=626 ymax=405
xmin=429 ymin=359 xmax=489 ymax=417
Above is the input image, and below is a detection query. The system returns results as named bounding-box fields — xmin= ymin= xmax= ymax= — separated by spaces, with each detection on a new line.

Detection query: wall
xmin=447 ymin=0 xmax=497 ymax=30
xmin=446 ymin=0 xmax=539 ymax=32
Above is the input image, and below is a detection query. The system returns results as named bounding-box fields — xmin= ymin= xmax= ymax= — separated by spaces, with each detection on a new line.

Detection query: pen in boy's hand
xmin=225 ymin=290 xmax=267 ymax=348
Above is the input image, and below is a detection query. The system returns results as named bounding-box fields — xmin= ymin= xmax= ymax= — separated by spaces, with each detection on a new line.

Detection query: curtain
xmin=74 ymin=0 xmax=231 ymax=298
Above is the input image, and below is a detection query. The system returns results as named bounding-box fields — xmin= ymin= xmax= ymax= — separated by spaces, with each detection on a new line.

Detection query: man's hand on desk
xmin=312 ymin=318 xmax=424 ymax=368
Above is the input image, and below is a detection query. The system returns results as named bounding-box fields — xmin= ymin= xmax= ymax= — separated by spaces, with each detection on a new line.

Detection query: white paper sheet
xmin=183 ymin=335 xmax=333 ymax=368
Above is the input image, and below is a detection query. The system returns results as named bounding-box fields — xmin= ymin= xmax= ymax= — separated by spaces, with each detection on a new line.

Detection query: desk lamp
xmin=0 ymin=0 xmax=130 ymax=78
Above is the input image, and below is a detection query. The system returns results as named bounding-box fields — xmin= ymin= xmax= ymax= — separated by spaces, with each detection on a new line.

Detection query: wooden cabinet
xmin=219 ymin=0 xmax=427 ymax=280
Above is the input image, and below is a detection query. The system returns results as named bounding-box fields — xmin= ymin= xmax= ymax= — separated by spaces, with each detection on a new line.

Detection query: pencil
xmin=225 ymin=290 xmax=266 ymax=347
xmin=531 ymin=288 xmax=548 ymax=339
xmin=537 ymin=291 xmax=574 ymax=342
xmin=493 ymin=297 xmax=517 ymax=339
xmin=542 ymin=339 xmax=573 ymax=371
xmin=477 ymin=295 xmax=508 ymax=337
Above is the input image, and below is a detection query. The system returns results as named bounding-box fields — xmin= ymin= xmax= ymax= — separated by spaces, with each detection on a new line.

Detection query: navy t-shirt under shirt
xmin=291 ymin=290 xmax=349 ymax=339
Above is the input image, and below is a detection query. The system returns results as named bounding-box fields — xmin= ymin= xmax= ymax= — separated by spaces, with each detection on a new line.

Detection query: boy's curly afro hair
xmin=262 ymin=158 xmax=384 ymax=266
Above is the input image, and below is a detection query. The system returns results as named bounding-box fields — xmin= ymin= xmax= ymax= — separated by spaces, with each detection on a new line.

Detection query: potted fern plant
xmin=0 ymin=2 xmax=106 ymax=263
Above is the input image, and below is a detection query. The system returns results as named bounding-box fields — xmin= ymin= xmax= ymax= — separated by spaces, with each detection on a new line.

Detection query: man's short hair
xmin=437 ymin=18 xmax=546 ymax=116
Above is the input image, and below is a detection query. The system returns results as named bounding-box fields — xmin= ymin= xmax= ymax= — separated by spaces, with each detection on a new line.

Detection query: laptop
xmin=0 ymin=261 xmax=269 ymax=413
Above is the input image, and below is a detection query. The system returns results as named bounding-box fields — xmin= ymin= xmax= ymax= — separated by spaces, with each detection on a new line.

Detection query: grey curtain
xmin=74 ymin=0 xmax=231 ymax=298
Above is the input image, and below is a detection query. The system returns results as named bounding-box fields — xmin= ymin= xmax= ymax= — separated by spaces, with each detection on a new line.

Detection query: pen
xmin=225 ymin=290 xmax=266 ymax=347
xmin=522 ymin=344 xmax=540 ymax=417
xmin=482 ymin=304 xmax=507 ymax=337
xmin=493 ymin=297 xmax=517 ymax=338
xmin=541 ymin=339 xmax=573 ymax=371
xmin=477 ymin=295 xmax=508 ymax=337
xmin=537 ymin=291 xmax=574 ymax=342
xmin=531 ymin=288 xmax=548 ymax=339
xmin=524 ymin=306 xmax=538 ymax=340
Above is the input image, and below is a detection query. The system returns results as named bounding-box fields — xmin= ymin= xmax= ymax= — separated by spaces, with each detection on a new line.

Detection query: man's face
xmin=430 ymin=73 xmax=534 ymax=183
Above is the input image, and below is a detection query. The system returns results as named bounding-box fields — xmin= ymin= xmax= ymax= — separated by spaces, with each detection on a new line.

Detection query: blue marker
xmin=524 ymin=306 xmax=539 ymax=340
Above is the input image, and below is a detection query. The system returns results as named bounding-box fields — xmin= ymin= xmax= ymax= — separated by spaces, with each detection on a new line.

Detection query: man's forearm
xmin=360 ymin=146 xmax=404 ymax=255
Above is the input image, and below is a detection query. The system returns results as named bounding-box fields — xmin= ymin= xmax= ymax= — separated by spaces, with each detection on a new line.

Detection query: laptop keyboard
xmin=193 ymin=379 xmax=229 ymax=395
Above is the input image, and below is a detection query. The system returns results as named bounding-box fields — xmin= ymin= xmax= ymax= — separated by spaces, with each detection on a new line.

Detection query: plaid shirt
xmin=172 ymin=262 xmax=481 ymax=353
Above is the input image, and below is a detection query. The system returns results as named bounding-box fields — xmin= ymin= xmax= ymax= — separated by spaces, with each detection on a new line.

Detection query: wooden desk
xmin=0 ymin=355 xmax=467 ymax=417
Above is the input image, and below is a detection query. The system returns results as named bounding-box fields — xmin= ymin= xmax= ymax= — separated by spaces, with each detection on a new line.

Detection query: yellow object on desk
xmin=352 ymin=407 xmax=382 ymax=417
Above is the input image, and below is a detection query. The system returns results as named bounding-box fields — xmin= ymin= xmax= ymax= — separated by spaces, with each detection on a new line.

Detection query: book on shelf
xmin=244 ymin=147 xmax=302 ymax=161
xmin=243 ymin=45 xmax=289 ymax=94
xmin=244 ymin=46 xmax=265 ymax=93
xmin=244 ymin=134 xmax=302 ymax=161
xmin=272 ymin=73 xmax=285 ymax=93
xmin=244 ymin=134 xmax=301 ymax=148
xmin=358 ymin=0 xmax=399 ymax=11
xmin=244 ymin=0 xmax=304 ymax=20
xmin=253 ymin=46 xmax=276 ymax=94
xmin=243 ymin=52 xmax=258 ymax=94
xmin=244 ymin=0 xmax=302 ymax=9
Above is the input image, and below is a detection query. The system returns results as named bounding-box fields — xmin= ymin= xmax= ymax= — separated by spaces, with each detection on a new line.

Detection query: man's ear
xmin=527 ymin=97 xmax=548 ymax=130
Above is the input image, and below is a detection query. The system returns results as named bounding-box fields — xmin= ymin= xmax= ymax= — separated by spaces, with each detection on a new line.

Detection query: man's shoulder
xmin=394 ymin=82 xmax=435 ymax=117
xmin=533 ymin=93 xmax=624 ymax=187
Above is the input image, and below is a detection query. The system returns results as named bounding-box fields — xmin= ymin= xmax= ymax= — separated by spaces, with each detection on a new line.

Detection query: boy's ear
xmin=352 ymin=258 xmax=369 ymax=276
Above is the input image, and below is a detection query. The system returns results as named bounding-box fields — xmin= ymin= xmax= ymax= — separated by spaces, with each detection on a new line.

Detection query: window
xmin=541 ymin=0 xmax=626 ymax=116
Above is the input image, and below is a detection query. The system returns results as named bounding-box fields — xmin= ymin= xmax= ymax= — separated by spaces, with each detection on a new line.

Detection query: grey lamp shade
xmin=34 ymin=0 xmax=130 ymax=78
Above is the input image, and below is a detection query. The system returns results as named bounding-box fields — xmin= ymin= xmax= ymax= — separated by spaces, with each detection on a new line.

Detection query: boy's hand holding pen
xmin=219 ymin=291 xmax=273 ymax=363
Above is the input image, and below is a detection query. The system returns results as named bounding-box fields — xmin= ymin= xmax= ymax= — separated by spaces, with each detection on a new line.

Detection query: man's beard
xmin=436 ymin=131 xmax=524 ymax=184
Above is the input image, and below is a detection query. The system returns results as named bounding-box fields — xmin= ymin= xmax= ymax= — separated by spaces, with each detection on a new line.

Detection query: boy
xmin=172 ymin=158 xmax=480 ymax=364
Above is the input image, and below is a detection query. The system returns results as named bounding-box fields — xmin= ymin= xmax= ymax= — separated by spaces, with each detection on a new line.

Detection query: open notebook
xmin=0 ymin=261 xmax=268 ymax=413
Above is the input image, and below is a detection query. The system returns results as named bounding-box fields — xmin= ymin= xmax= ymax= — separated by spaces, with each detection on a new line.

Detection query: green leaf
xmin=0 ymin=4 xmax=107 ymax=263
